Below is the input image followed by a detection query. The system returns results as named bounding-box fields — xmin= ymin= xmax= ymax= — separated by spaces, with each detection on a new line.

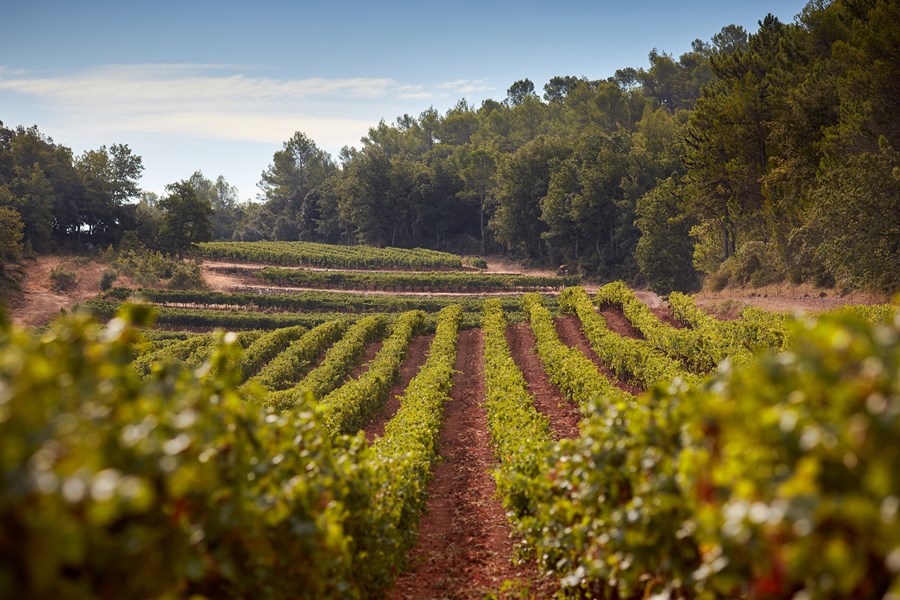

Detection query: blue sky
xmin=1 ymin=0 xmax=809 ymax=200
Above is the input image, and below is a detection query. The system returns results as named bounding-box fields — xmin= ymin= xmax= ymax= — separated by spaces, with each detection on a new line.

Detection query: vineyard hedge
xmin=193 ymin=240 xmax=486 ymax=270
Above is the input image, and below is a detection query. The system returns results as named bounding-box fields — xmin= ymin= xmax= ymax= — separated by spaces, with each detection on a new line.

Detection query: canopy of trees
xmin=222 ymin=0 xmax=896 ymax=292
xmin=0 ymin=125 xmax=143 ymax=252
xmin=2 ymin=0 xmax=896 ymax=293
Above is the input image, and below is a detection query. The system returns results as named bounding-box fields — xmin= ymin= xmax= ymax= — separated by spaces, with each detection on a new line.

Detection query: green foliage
xmin=244 ymin=319 xmax=348 ymax=393
xmin=195 ymin=240 xmax=485 ymax=270
xmin=85 ymin=298 xmax=349 ymax=331
xmin=0 ymin=310 xmax=376 ymax=599
xmin=492 ymin=292 xmax=900 ymax=598
xmin=667 ymin=291 xmax=753 ymax=362
xmin=113 ymin=248 xmax=205 ymax=289
xmin=130 ymin=331 xmax=216 ymax=378
xmin=3 ymin=281 xmax=899 ymax=597
xmin=75 ymin=144 xmax=144 ymax=244
xmin=802 ymin=148 xmax=900 ymax=293
xmin=635 ymin=177 xmax=699 ymax=293
xmin=258 ymin=132 xmax=336 ymax=213
xmin=559 ymin=286 xmax=698 ymax=387
xmin=0 ymin=125 xmax=143 ymax=249
xmin=481 ymin=299 xmax=554 ymax=532
xmin=522 ymin=293 xmax=632 ymax=410
xmin=709 ymin=240 xmax=784 ymax=289
xmin=535 ymin=377 xmax=701 ymax=597
xmin=99 ymin=269 xmax=118 ymax=291
xmin=541 ymin=129 xmax=634 ymax=277
xmin=255 ymin=266 xmax=576 ymax=292
xmin=319 ymin=311 xmax=424 ymax=436
xmin=0 ymin=206 xmax=24 ymax=260
xmin=264 ymin=315 xmax=387 ymax=410
xmin=237 ymin=325 xmax=308 ymax=380
xmin=80 ymin=295 xmax=353 ymax=331
xmin=491 ymin=136 xmax=571 ymax=259
xmin=48 ymin=263 xmax=77 ymax=292
xmin=159 ymin=180 xmax=213 ymax=258
xmin=595 ymin=281 xmax=742 ymax=372
xmin=681 ymin=311 xmax=900 ymax=598
xmin=165 ymin=261 xmax=206 ymax=290
xmin=363 ymin=305 xmax=461 ymax=589
xmin=681 ymin=1 xmax=900 ymax=293
xmin=106 ymin=286 xmax=545 ymax=317
xmin=483 ymin=298 xmax=698 ymax=597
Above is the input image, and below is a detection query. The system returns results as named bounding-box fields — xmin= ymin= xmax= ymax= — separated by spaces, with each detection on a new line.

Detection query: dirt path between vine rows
xmin=365 ymin=334 xmax=433 ymax=442
xmin=599 ymin=307 xmax=644 ymax=340
xmin=390 ymin=329 xmax=556 ymax=599
xmin=504 ymin=322 xmax=582 ymax=440
xmin=650 ymin=305 xmax=684 ymax=329
xmin=554 ymin=316 xmax=644 ymax=395
xmin=349 ymin=340 xmax=383 ymax=379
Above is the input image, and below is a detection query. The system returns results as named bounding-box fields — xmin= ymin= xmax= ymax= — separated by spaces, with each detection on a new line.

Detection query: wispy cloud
xmin=433 ymin=79 xmax=492 ymax=94
xmin=0 ymin=64 xmax=491 ymax=145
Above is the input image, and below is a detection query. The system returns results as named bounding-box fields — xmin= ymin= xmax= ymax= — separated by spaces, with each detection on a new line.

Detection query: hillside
xmin=9 ymin=252 xmax=892 ymax=330
xmin=2 ymin=241 xmax=897 ymax=598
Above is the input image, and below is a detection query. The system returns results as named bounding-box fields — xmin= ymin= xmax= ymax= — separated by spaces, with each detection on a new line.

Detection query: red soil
xmin=9 ymin=256 xmax=137 ymax=328
xmin=650 ymin=305 xmax=684 ymax=329
xmin=553 ymin=315 xmax=643 ymax=395
xmin=350 ymin=340 xmax=383 ymax=379
xmin=364 ymin=335 xmax=433 ymax=442
xmin=598 ymin=307 xmax=644 ymax=340
xmin=504 ymin=322 xmax=582 ymax=440
xmin=389 ymin=329 xmax=556 ymax=599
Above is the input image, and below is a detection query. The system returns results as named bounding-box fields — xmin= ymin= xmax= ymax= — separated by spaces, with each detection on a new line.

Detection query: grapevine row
xmin=319 ymin=311 xmax=425 ymax=436
xmin=131 ymin=331 xmax=214 ymax=377
xmin=108 ymin=286 xmax=546 ymax=317
xmin=254 ymin=266 xmax=578 ymax=292
xmin=243 ymin=319 xmax=347 ymax=392
xmin=558 ymin=287 xmax=700 ymax=388
xmin=361 ymin=304 xmax=463 ymax=590
xmin=595 ymin=282 xmax=744 ymax=371
xmin=522 ymin=293 xmax=633 ymax=412
xmin=486 ymin=297 xmax=705 ymax=595
xmin=264 ymin=315 xmax=388 ymax=410
xmin=194 ymin=240 xmax=486 ymax=270
xmin=84 ymin=298 xmax=354 ymax=330
xmin=480 ymin=300 xmax=555 ymax=556
xmin=236 ymin=325 xmax=308 ymax=380
xmin=0 ymin=310 xmax=382 ymax=597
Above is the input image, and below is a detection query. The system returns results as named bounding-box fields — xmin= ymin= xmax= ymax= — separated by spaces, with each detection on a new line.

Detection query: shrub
xmin=708 ymin=241 xmax=783 ymax=290
xmin=0 ymin=206 xmax=24 ymax=261
xmin=166 ymin=262 xmax=206 ymax=290
xmin=49 ymin=263 xmax=77 ymax=292
xmin=113 ymin=249 xmax=205 ymax=289
xmin=100 ymin=269 xmax=118 ymax=291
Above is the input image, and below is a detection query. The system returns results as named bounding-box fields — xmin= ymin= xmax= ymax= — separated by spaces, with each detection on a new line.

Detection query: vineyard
xmin=194 ymin=240 xmax=488 ymax=270
xmin=1 ymin=242 xmax=899 ymax=599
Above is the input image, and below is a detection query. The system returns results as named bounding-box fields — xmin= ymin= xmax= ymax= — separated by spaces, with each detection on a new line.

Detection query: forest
xmin=1 ymin=0 xmax=897 ymax=295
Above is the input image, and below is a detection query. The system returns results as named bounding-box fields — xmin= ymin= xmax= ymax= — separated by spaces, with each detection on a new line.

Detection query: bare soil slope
xmin=9 ymin=256 xmax=131 ymax=328
xmin=695 ymin=283 xmax=890 ymax=315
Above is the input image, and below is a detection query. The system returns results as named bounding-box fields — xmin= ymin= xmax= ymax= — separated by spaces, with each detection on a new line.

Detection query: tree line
xmin=2 ymin=0 xmax=897 ymax=293
xmin=0 ymin=128 xmax=217 ymax=260
xmin=248 ymin=0 xmax=897 ymax=293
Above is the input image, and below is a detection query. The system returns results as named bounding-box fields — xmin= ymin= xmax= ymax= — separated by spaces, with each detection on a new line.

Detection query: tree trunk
xmin=480 ymin=192 xmax=486 ymax=256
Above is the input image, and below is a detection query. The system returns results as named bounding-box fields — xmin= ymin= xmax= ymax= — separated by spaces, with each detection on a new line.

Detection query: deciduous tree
xmin=159 ymin=181 xmax=213 ymax=257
